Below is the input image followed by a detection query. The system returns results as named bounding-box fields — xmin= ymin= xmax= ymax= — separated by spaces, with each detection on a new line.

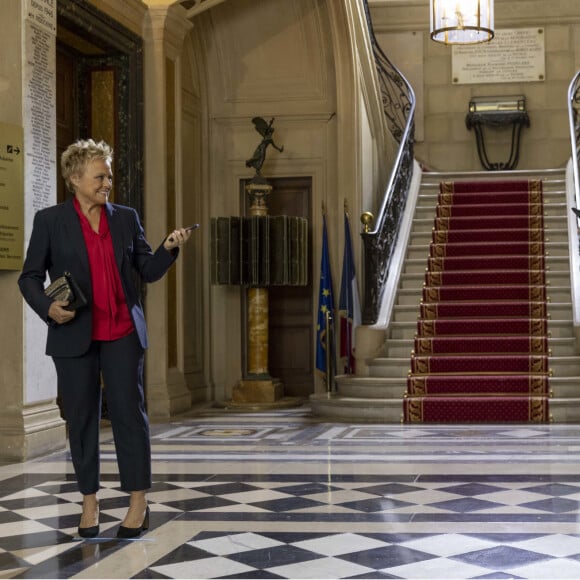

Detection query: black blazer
xmin=18 ymin=197 xmax=178 ymax=357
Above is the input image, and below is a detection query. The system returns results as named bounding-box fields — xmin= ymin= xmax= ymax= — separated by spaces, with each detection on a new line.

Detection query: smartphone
xmin=169 ymin=224 xmax=200 ymax=243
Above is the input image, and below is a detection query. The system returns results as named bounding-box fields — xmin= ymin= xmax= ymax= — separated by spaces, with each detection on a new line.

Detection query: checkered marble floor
xmin=3 ymin=406 xmax=580 ymax=578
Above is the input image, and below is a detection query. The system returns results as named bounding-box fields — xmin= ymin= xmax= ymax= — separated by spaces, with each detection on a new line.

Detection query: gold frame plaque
xmin=0 ymin=123 xmax=24 ymax=270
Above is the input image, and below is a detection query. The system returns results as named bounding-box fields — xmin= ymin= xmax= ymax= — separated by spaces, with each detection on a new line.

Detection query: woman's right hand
xmin=48 ymin=301 xmax=76 ymax=324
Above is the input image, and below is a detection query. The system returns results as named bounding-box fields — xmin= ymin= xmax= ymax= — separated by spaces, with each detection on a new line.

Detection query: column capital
xmin=145 ymin=3 xmax=193 ymax=58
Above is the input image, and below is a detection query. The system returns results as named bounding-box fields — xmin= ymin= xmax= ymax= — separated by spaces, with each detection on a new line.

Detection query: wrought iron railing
xmin=360 ymin=0 xmax=416 ymax=325
xmin=568 ymin=71 xmax=580 ymax=215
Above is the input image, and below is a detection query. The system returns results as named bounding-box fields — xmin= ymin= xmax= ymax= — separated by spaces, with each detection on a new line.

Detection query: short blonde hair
xmin=61 ymin=139 xmax=113 ymax=192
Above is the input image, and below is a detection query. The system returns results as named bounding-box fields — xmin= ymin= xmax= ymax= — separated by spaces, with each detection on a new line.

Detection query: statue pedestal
xmin=226 ymin=376 xmax=302 ymax=410
xmin=223 ymin=171 xmax=301 ymax=411
xmin=232 ymin=377 xmax=284 ymax=404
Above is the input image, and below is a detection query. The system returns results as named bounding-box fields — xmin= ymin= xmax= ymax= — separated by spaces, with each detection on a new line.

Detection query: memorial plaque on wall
xmin=24 ymin=0 xmax=57 ymax=217
xmin=0 ymin=123 xmax=24 ymax=270
xmin=452 ymin=28 xmax=545 ymax=85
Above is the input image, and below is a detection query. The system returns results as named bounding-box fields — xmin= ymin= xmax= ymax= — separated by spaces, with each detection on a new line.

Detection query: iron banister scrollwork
xmin=360 ymin=0 xmax=416 ymax=325
xmin=466 ymin=96 xmax=530 ymax=171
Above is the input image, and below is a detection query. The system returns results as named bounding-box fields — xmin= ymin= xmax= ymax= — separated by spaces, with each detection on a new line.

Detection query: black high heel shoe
xmin=78 ymin=507 xmax=100 ymax=538
xmin=117 ymin=506 xmax=150 ymax=539
xmin=78 ymin=524 xmax=100 ymax=538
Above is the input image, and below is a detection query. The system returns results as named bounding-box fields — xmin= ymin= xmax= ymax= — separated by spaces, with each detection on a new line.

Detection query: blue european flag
xmin=316 ymin=215 xmax=335 ymax=376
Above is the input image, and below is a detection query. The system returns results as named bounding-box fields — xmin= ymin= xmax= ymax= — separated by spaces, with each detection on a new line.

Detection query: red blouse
xmin=74 ymin=198 xmax=134 ymax=341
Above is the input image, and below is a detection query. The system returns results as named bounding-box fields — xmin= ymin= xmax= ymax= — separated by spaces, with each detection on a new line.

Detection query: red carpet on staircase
xmin=403 ymin=179 xmax=551 ymax=423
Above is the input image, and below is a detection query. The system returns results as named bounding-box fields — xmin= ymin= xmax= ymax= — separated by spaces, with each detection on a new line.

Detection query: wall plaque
xmin=24 ymin=0 xmax=57 ymax=219
xmin=0 ymin=123 xmax=24 ymax=270
xmin=25 ymin=0 xmax=57 ymax=34
xmin=452 ymin=28 xmax=545 ymax=85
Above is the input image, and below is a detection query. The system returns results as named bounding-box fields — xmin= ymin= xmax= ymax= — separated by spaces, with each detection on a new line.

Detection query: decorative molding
xmin=166 ymin=5 xmax=194 ymax=57
xmin=89 ymin=0 xmax=147 ymax=36
xmin=181 ymin=0 xmax=228 ymax=19
xmin=0 ymin=402 xmax=65 ymax=461
xmin=147 ymin=368 xmax=192 ymax=418
xmin=146 ymin=4 xmax=193 ymax=58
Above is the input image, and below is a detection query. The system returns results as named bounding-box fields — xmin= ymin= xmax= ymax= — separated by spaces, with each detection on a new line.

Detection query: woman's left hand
xmin=163 ymin=227 xmax=192 ymax=251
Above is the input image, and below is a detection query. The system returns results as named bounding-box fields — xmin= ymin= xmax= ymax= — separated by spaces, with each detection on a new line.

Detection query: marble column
xmin=0 ymin=0 xmax=66 ymax=461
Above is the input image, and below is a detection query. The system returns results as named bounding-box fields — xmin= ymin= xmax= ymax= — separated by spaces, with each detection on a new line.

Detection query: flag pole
xmin=339 ymin=204 xmax=361 ymax=375
xmin=323 ymin=201 xmax=332 ymax=392
xmin=316 ymin=203 xmax=336 ymax=391
xmin=325 ymin=310 xmax=332 ymax=393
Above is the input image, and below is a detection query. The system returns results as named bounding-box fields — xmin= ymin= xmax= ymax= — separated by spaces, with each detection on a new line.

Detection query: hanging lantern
xmin=430 ymin=0 xmax=494 ymax=45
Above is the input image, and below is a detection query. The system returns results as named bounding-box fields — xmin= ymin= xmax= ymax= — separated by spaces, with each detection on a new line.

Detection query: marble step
xmin=332 ymin=374 xmax=580 ymax=400
xmin=335 ymin=375 xmax=405 ymax=399
xmin=366 ymin=355 xmax=580 ymax=379
xmin=389 ymin=319 xmax=576 ymax=340
xmin=395 ymin=285 xmax=571 ymax=305
xmin=420 ymin=170 xmax=565 ymax=189
xmin=398 ymin=270 xmax=571 ymax=290
xmin=551 ymin=376 xmax=580 ymax=397
xmin=392 ymin=301 xmax=573 ymax=322
xmin=310 ymin=393 xmax=580 ymax=423
xmin=417 ymin=188 xmax=566 ymax=205
xmin=549 ymin=399 xmax=580 ymax=422
xmin=309 ymin=393 xmax=404 ymax=423
xmin=406 ymin=241 xmax=570 ymax=260
xmin=410 ymin=215 xmax=566 ymax=233
xmin=401 ymin=255 xmax=570 ymax=274
xmin=413 ymin=202 xmax=567 ymax=220
xmin=409 ymin=228 xmax=569 ymax=245
xmin=382 ymin=336 xmax=577 ymax=358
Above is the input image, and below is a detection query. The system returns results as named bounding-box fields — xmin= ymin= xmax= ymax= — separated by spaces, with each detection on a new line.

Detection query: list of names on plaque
xmin=452 ymin=28 xmax=545 ymax=85
xmin=24 ymin=0 xmax=56 ymax=215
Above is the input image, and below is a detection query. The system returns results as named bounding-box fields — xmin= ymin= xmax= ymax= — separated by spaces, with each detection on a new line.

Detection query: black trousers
xmin=53 ymin=331 xmax=151 ymax=495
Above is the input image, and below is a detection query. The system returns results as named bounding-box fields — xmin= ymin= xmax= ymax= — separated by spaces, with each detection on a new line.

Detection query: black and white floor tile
xmin=2 ymin=406 xmax=580 ymax=578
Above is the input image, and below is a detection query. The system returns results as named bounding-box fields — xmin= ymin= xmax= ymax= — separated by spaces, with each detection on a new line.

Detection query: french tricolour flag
xmin=339 ymin=211 xmax=361 ymax=374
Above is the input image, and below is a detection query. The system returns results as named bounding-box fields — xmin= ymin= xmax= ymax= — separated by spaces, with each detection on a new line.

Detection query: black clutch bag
xmin=44 ymin=271 xmax=88 ymax=311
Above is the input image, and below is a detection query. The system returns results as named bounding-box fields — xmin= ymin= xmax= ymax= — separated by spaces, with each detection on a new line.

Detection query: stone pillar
xmin=247 ymin=287 xmax=270 ymax=375
xmin=231 ymin=180 xmax=283 ymax=404
xmin=0 ymin=0 xmax=66 ymax=461
xmin=143 ymin=5 xmax=193 ymax=418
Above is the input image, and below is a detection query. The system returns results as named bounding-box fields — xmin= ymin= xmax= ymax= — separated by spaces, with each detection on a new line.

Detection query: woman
xmin=18 ymin=139 xmax=192 ymax=539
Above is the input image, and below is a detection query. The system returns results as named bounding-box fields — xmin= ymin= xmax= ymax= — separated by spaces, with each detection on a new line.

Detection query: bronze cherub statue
xmin=246 ymin=117 xmax=284 ymax=178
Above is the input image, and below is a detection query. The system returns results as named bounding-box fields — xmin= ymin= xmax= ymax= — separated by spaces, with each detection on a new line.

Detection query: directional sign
xmin=0 ymin=123 xmax=24 ymax=270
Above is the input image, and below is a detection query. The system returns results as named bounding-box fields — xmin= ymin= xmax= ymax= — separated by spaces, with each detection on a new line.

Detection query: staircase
xmin=310 ymin=168 xmax=580 ymax=422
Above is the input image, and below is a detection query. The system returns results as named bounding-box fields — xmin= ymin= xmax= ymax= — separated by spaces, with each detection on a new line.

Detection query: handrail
xmin=568 ymin=71 xmax=580 ymax=214
xmin=566 ymin=72 xmax=580 ymax=336
xmin=360 ymin=0 xmax=416 ymax=325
